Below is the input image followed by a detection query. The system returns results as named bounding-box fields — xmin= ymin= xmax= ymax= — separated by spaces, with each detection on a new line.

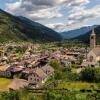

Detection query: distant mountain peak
xmin=59 ymin=25 xmax=98 ymax=39
xmin=0 ymin=9 xmax=4 ymax=12
xmin=74 ymin=25 xmax=100 ymax=44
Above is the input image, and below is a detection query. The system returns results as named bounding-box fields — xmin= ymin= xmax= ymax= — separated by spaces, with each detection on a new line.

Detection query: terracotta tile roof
xmin=0 ymin=65 xmax=10 ymax=71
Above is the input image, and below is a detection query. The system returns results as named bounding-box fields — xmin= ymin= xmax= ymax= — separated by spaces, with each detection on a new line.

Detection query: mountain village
xmin=0 ymin=30 xmax=100 ymax=91
xmin=0 ymin=0 xmax=100 ymax=99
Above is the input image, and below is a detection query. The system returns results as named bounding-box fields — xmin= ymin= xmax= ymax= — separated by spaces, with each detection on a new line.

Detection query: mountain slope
xmin=60 ymin=26 xmax=96 ymax=39
xmin=0 ymin=9 xmax=62 ymax=43
xmin=74 ymin=25 xmax=100 ymax=44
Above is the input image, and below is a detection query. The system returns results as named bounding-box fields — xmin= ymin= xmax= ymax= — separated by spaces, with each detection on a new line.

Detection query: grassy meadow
xmin=0 ymin=78 xmax=13 ymax=91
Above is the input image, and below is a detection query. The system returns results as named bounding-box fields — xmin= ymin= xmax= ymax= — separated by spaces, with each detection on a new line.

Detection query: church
xmin=82 ymin=30 xmax=100 ymax=67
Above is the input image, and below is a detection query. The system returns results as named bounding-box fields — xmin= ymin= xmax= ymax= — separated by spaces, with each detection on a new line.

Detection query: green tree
xmin=80 ymin=67 xmax=100 ymax=82
xmin=80 ymin=67 xmax=95 ymax=82
xmin=0 ymin=91 xmax=21 ymax=100
xmin=29 ymin=95 xmax=37 ymax=100
xmin=44 ymin=90 xmax=77 ymax=100
xmin=94 ymin=68 xmax=100 ymax=82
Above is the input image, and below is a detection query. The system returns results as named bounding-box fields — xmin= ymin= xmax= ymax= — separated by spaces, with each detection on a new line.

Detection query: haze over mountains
xmin=74 ymin=25 xmax=100 ymax=44
xmin=59 ymin=25 xmax=100 ymax=44
xmin=60 ymin=25 xmax=97 ymax=39
xmin=0 ymin=9 xmax=62 ymax=43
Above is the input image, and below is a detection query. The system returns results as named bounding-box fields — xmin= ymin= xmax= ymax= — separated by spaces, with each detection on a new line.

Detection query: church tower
xmin=90 ymin=29 xmax=96 ymax=49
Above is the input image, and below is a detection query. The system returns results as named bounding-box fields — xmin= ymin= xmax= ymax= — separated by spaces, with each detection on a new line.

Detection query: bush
xmin=94 ymin=68 xmax=100 ymax=82
xmin=54 ymin=71 xmax=62 ymax=80
xmin=50 ymin=60 xmax=61 ymax=70
xmin=80 ymin=67 xmax=100 ymax=83
xmin=80 ymin=67 xmax=95 ymax=82
xmin=44 ymin=90 xmax=77 ymax=100
xmin=67 ymin=73 xmax=80 ymax=81
xmin=0 ymin=91 xmax=21 ymax=100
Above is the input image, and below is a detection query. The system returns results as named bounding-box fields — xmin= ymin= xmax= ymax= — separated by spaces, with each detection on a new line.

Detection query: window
xmin=91 ymin=36 xmax=94 ymax=39
xmin=37 ymin=79 xmax=39 ymax=82
xmin=90 ymin=56 xmax=93 ymax=62
xmin=30 ymin=78 xmax=32 ymax=80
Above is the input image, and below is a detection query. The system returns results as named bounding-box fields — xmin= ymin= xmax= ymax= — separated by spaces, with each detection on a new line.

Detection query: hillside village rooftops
xmin=0 ymin=65 xmax=10 ymax=71
xmin=81 ymin=61 xmax=96 ymax=67
xmin=2 ymin=56 xmax=8 ymax=60
xmin=0 ymin=50 xmax=4 ymax=52
xmin=10 ymin=66 xmax=24 ymax=73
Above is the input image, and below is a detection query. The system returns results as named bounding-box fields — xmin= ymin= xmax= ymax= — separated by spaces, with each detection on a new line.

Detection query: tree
xmin=80 ymin=67 xmax=100 ymax=83
xmin=94 ymin=68 xmax=100 ymax=82
xmin=44 ymin=90 xmax=77 ymax=100
xmin=80 ymin=67 xmax=95 ymax=82
xmin=0 ymin=91 xmax=21 ymax=100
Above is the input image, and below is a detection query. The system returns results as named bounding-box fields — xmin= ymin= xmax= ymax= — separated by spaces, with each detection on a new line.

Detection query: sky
xmin=0 ymin=0 xmax=100 ymax=32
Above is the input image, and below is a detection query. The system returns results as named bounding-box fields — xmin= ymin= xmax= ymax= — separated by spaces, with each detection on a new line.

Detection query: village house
xmin=9 ymin=65 xmax=25 ymax=78
xmin=28 ymin=68 xmax=47 ymax=87
xmin=0 ymin=56 xmax=8 ymax=65
xmin=41 ymin=64 xmax=54 ymax=76
xmin=22 ymin=64 xmax=54 ymax=87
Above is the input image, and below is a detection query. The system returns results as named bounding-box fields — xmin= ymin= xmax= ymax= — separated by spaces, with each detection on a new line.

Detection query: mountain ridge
xmin=74 ymin=25 xmax=100 ymax=44
xmin=59 ymin=25 xmax=97 ymax=39
xmin=0 ymin=9 xmax=62 ymax=43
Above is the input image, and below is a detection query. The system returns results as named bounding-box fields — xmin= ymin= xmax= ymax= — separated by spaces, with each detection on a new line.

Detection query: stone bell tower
xmin=90 ymin=29 xmax=96 ymax=49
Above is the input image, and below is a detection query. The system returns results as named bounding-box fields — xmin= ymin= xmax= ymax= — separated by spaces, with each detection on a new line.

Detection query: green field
xmin=0 ymin=78 xmax=13 ymax=91
xmin=57 ymin=81 xmax=99 ymax=90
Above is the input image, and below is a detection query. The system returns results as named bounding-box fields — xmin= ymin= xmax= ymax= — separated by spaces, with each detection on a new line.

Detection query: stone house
xmin=10 ymin=66 xmax=24 ymax=78
xmin=41 ymin=64 xmax=54 ymax=75
xmin=28 ymin=68 xmax=47 ymax=87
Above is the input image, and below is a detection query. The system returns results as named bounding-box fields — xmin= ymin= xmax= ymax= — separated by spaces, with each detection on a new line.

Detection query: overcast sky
xmin=0 ymin=0 xmax=100 ymax=32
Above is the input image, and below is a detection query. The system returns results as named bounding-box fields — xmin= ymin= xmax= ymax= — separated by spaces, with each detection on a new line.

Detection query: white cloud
xmin=46 ymin=21 xmax=77 ymax=32
xmin=6 ymin=0 xmax=21 ymax=12
xmin=27 ymin=7 xmax=63 ymax=20
xmin=68 ymin=5 xmax=100 ymax=24
xmin=5 ymin=0 xmax=64 ymax=20
xmin=5 ymin=0 xmax=100 ymax=31
xmin=46 ymin=23 xmax=66 ymax=32
xmin=68 ymin=0 xmax=90 ymax=7
xmin=5 ymin=0 xmax=90 ymax=21
xmin=46 ymin=4 xmax=100 ymax=32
